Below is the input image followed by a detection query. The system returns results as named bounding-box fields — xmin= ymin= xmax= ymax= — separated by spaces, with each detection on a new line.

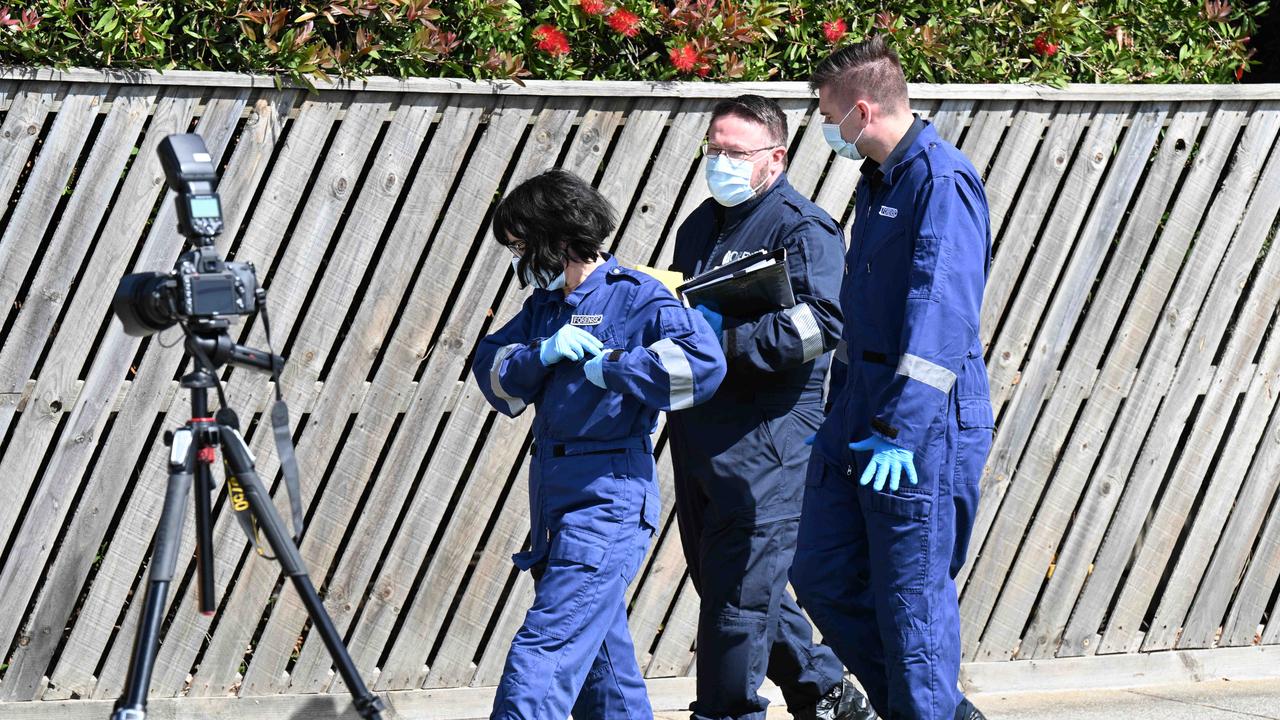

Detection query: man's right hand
xmin=539 ymin=325 xmax=604 ymax=366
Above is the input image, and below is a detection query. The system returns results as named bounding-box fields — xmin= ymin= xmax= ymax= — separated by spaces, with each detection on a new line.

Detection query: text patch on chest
xmin=570 ymin=314 xmax=603 ymax=326
xmin=878 ymin=205 xmax=899 ymax=218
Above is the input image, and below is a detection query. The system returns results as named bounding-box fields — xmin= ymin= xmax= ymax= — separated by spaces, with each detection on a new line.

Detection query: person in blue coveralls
xmin=792 ymin=37 xmax=996 ymax=720
xmin=668 ymin=94 xmax=876 ymax=720
xmin=473 ymin=168 xmax=727 ymax=720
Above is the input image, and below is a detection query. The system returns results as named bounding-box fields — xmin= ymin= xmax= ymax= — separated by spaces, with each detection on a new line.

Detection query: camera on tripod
xmin=112 ymin=134 xmax=259 ymax=337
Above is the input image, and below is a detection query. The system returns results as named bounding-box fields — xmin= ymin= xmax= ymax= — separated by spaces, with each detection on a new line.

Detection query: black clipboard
xmin=677 ymin=246 xmax=795 ymax=317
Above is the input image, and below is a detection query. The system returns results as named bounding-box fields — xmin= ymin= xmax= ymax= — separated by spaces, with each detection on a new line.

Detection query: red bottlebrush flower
xmin=607 ymin=8 xmax=642 ymax=37
xmin=580 ymin=0 xmax=608 ymax=15
xmin=670 ymin=43 xmax=698 ymax=73
xmin=823 ymin=19 xmax=847 ymax=44
xmin=1236 ymin=63 xmax=1246 ymax=80
xmin=532 ymin=24 xmax=571 ymax=57
xmin=1033 ymin=34 xmax=1059 ymax=57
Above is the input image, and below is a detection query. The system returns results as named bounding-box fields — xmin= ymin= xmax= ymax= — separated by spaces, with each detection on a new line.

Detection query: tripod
xmin=111 ymin=324 xmax=384 ymax=720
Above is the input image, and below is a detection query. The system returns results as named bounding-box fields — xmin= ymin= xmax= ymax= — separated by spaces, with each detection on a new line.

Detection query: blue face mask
xmin=823 ymin=104 xmax=866 ymax=161
xmin=511 ymin=255 xmax=565 ymax=290
xmin=705 ymin=154 xmax=767 ymax=207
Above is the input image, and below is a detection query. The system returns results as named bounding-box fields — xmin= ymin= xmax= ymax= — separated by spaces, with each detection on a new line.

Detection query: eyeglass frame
xmin=701 ymin=140 xmax=782 ymax=162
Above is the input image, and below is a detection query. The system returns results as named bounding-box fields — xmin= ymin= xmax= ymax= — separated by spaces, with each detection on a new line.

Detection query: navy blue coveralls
xmin=474 ymin=255 xmax=726 ymax=720
xmin=793 ymin=119 xmax=995 ymax=720
xmin=668 ymin=174 xmax=847 ymax=720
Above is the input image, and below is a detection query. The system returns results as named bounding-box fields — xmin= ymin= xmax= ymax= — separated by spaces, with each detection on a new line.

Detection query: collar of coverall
xmin=859 ymin=114 xmax=929 ymax=187
xmin=533 ymin=252 xmax=618 ymax=308
xmin=717 ymin=171 xmax=790 ymax=230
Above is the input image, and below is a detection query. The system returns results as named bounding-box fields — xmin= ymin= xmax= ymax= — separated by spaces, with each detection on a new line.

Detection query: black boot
xmin=794 ymin=677 xmax=877 ymax=720
xmin=955 ymin=697 xmax=987 ymax=720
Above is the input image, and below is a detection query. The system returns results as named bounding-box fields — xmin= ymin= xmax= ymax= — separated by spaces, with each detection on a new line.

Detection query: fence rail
xmin=0 ymin=71 xmax=1277 ymax=708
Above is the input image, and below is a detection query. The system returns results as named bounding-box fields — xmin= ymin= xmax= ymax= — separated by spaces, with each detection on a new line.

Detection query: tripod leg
xmin=112 ymin=428 xmax=197 ymax=720
xmin=218 ymin=424 xmax=385 ymax=720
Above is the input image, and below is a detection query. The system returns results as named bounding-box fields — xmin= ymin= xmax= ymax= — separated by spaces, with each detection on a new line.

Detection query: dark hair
xmin=809 ymin=35 xmax=909 ymax=112
xmin=710 ymin=94 xmax=788 ymax=146
xmin=492 ymin=168 xmax=617 ymax=287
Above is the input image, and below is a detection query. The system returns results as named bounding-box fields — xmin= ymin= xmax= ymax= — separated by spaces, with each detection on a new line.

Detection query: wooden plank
xmin=130 ymin=94 xmax=394 ymax=699
xmin=958 ymin=100 xmax=1017 ymax=177
xmin=1144 ymin=306 xmax=1280 ymax=650
xmin=266 ymin=98 xmax=486 ymax=695
xmin=999 ymin=103 xmax=1215 ymax=660
xmin=1219 ymin=423 xmax=1280 ymax=647
xmin=30 ymin=87 xmax=232 ymax=700
xmin=0 ymin=83 xmax=57 ymax=233
xmin=626 ymin=449 xmax=686 ymax=668
xmin=785 ymin=103 xmax=834 ymax=198
xmin=1096 ymin=112 xmax=1280 ymax=655
xmin=975 ymin=101 xmax=1052 ymax=250
xmin=958 ymin=645 xmax=1280 ymax=696
xmin=644 ymin=574 xmax=698 ymax=677
xmin=1179 ymin=338 xmax=1280 ymax=648
xmin=559 ymin=96 xmax=628 ymax=181
xmin=1014 ymin=102 xmax=1250 ymax=660
xmin=0 ymin=83 xmax=106 ymax=449
xmin=983 ymin=102 xmax=1099 ymax=411
xmin=929 ymin=99 xmax=976 ymax=145
xmin=203 ymin=92 xmax=439 ymax=697
xmin=0 ymin=86 xmax=159 ymax=702
xmin=19 ymin=68 xmax=1280 ymax=100
xmin=613 ymin=98 xmax=713 ymax=259
xmin=966 ymin=103 xmax=1167 ymax=661
xmin=954 ymin=101 xmax=1114 ymax=595
xmin=418 ymin=402 xmax=536 ymax=689
xmin=1055 ymin=103 xmax=1280 ymax=659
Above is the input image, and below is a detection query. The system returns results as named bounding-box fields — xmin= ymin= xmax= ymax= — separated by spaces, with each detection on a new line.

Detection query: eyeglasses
xmin=507 ymin=239 xmax=527 ymax=256
xmin=702 ymin=141 xmax=780 ymax=162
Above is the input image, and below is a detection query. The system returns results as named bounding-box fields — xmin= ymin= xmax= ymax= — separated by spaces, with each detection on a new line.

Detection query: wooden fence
xmin=1 ymin=70 xmax=1279 ymax=713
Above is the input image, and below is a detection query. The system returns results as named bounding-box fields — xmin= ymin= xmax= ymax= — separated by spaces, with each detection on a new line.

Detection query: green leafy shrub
xmin=0 ymin=0 xmax=1267 ymax=85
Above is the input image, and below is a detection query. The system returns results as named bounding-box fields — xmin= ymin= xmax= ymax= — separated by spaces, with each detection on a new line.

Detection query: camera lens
xmin=113 ymin=272 xmax=179 ymax=337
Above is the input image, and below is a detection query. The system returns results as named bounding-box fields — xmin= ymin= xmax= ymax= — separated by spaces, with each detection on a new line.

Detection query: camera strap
xmin=261 ymin=300 xmax=306 ymax=547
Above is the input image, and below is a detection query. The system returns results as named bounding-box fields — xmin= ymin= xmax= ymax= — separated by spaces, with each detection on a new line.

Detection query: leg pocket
xmin=866 ymin=490 xmax=932 ymax=594
xmin=524 ymin=526 xmax=609 ymax=641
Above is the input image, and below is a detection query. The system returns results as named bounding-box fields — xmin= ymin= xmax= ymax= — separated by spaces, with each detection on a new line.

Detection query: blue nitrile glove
xmin=804 ymin=434 xmax=816 ymax=446
xmin=694 ymin=304 xmax=723 ymax=339
xmin=584 ymin=350 xmax=610 ymax=388
xmin=539 ymin=325 xmax=604 ymax=366
xmin=849 ymin=436 xmax=918 ymax=492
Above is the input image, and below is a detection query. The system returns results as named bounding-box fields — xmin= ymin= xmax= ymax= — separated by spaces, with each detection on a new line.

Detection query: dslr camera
xmin=113 ymin=134 xmax=259 ymax=337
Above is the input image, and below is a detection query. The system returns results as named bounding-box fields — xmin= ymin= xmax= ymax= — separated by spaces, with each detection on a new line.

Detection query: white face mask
xmin=823 ymin=104 xmax=866 ymax=161
xmin=705 ymin=154 xmax=768 ymax=207
xmin=510 ymin=255 xmax=565 ymax=290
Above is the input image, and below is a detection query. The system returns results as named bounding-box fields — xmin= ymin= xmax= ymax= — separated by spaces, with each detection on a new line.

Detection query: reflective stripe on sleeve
xmin=650 ymin=338 xmax=696 ymax=410
xmin=897 ymin=353 xmax=956 ymax=394
xmin=785 ymin=302 xmax=825 ymax=362
xmin=490 ymin=344 xmax=527 ymax=415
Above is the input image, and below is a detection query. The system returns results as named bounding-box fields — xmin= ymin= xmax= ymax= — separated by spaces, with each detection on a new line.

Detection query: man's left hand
xmin=694 ymin=304 xmax=723 ymax=339
xmin=849 ymin=436 xmax=918 ymax=492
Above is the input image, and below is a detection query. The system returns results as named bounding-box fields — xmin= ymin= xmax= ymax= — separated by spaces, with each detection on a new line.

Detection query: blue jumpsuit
xmin=792 ymin=120 xmax=995 ymax=720
xmin=668 ymin=175 xmax=847 ymax=720
xmin=474 ymin=254 xmax=726 ymax=720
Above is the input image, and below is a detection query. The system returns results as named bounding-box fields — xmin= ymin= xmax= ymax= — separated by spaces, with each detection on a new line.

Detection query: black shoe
xmin=955 ymin=697 xmax=987 ymax=720
xmin=794 ymin=677 xmax=877 ymax=720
